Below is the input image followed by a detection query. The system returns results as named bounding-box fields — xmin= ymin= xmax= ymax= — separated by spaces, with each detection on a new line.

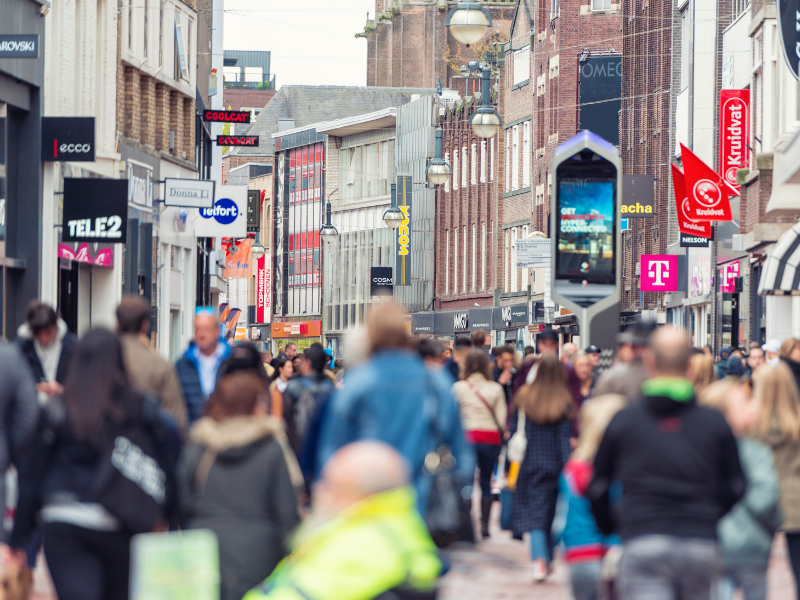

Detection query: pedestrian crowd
xmin=1 ymin=298 xmax=800 ymax=600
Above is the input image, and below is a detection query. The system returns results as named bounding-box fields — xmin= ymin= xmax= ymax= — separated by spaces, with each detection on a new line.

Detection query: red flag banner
xmin=671 ymin=164 xmax=712 ymax=238
xmin=719 ymin=90 xmax=749 ymax=196
xmin=680 ymin=144 xmax=733 ymax=222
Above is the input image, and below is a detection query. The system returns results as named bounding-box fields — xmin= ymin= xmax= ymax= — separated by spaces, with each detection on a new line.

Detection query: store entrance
xmin=58 ymin=262 xmax=79 ymax=334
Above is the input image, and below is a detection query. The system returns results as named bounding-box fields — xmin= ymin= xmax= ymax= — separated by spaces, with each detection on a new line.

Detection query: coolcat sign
xmin=194 ymin=186 xmax=247 ymax=237
xmin=719 ymin=90 xmax=749 ymax=195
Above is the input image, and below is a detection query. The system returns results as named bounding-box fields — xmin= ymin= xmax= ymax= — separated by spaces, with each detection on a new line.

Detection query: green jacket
xmin=243 ymin=487 xmax=441 ymax=600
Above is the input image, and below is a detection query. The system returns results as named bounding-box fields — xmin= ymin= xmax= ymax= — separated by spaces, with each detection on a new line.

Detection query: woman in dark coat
xmin=178 ymin=372 xmax=302 ymax=600
xmin=510 ymin=354 xmax=574 ymax=583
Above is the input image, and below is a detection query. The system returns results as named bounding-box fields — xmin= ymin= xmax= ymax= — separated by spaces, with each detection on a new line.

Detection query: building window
xmin=513 ymin=46 xmax=530 ymax=85
xmin=551 ymin=0 xmax=559 ymax=19
xmin=128 ymin=0 xmax=133 ymax=50
xmin=453 ymin=150 xmax=459 ymax=190
xmin=490 ymin=138 xmax=495 ymax=182
xmin=481 ymin=222 xmax=486 ymax=290
xmin=463 ymin=225 xmax=468 ymax=292
xmin=481 ymin=141 xmax=487 ymax=183
xmin=143 ymin=0 xmax=148 ymax=58
xmin=521 ymin=225 xmax=529 ymax=290
xmin=505 ymin=130 xmax=510 ymax=191
xmin=522 ymin=121 xmax=530 ymax=187
xmin=471 ymin=143 xmax=477 ymax=185
xmin=505 ymin=231 xmax=511 ymax=292
xmin=511 ymin=228 xmax=518 ymax=292
xmin=462 ymin=146 xmax=468 ymax=189
xmin=339 ymin=139 xmax=395 ymax=203
xmin=591 ymin=0 xmax=611 ymax=10
xmin=159 ymin=2 xmax=164 ymax=66
xmin=175 ymin=10 xmax=189 ymax=81
xmin=444 ymin=152 xmax=450 ymax=192
xmin=472 ymin=224 xmax=476 ymax=290
xmin=512 ymin=125 xmax=520 ymax=191
xmin=187 ymin=19 xmax=192 ymax=77
xmin=454 ymin=228 xmax=459 ymax=292
xmin=446 ymin=229 xmax=450 ymax=295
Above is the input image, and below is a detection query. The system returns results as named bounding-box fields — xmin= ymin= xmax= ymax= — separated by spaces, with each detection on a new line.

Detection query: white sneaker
xmin=532 ymin=559 xmax=547 ymax=583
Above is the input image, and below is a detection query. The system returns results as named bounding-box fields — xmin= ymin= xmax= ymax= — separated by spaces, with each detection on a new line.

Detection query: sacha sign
xmin=216 ymin=136 xmax=259 ymax=147
xmin=719 ymin=90 xmax=749 ymax=195
xmin=202 ymin=110 xmax=251 ymax=123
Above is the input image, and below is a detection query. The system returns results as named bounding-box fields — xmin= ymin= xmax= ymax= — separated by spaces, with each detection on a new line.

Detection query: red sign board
xmin=719 ymin=90 xmax=749 ymax=196
xmin=256 ymin=253 xmax=272 ymax=324
xmin=671 ymin=164 xmax=712 ymax=238
xmin=641 ymin=255 xmax=678 ymax=292
xmin=271 ymin=320 xmax=322 ymax=339
xmin=680 ymin=144 xmax=733 ymax=222
xmin=216 ymin=136 xmax=259 ymax=147
xmin=720 ymin=261 xmax=740 ymax=293
xmin=202 ymin=110 xmax=251 ymax=123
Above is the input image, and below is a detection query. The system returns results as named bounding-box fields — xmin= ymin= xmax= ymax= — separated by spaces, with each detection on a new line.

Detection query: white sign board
xmin=164 ymin=178 xmax=215 ymax=208
xmin=516 ymin=238 xmax=552 ymax=269
xmin=193 ymin=185 xmax=247 ymax=237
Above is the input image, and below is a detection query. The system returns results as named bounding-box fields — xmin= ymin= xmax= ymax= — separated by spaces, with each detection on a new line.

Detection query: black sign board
xmin=578 ymin=55 xmax=622 ymax=146
xmin=778 ymin=0 xmax=800 ymax=79
xmin=42 ymin=117 xmax=96 ymax=162
xmin=370 ymin=266 xmax=394 ymax=296
xmin=680 ymin=233 xmax=712 ymax=247
xmin=62 ymin=178 xmax=128 ymax=244
xmin=247 ymin=189 xmax=261 ymax=231
xmin=492 ymin=303 xmax=530 ymax=329
xmin=0 ymin=117 xmax=5 ymax=165
xmin=411 ymin=313 xmax=435 ymax=334
xmin=0 ymin=35 xmax=38 ymax=59
xmin=469 ymin=308 xmax=493 ymax=332
xmin=216 ymin=135 xmax=259 ymax=147
xmin=621 ymin=175 xmax=654 ymax=218
xmin=202 ymin=110 xmax=251 ymax=124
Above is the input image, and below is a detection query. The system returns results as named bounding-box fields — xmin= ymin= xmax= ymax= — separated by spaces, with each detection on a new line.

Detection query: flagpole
xmin=711 ymin=222 xmax=717 ymax=353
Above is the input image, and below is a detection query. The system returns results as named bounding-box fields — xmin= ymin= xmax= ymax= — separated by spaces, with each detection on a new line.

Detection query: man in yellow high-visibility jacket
xmin=243 ymin=441 xmax=441 ymax=600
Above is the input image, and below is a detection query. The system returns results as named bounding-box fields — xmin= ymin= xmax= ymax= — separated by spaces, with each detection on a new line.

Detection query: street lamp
xmin=320 ymin=201 xmax=338 ymax=241
xmin=383 ymin=182 xmax=404 ymax=229
xmin=470 ymin=66 xmax=501 ymax=138
xmin=426 ymin=126 xmax=451 ymax=186
xmin=251 ymin=241 xmax=266 ymax=261
xmin=445 ymin=1 xmax=493 ymax=46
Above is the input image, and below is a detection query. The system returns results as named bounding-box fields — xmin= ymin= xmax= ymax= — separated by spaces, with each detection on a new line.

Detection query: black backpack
xmin=286 ymin=378 xmax=334 ymax=452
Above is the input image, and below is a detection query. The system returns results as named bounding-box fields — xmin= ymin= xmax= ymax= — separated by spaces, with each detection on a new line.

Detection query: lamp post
xmin=470 ymin=66 xmax=501 ymax=138
xmin=320 ymin=201 xmax=338 ymax=241
xmin=426 ymin=126 xmax=451 ymax=185
xmin=445 ymin=1 xmax=493 ymax=46
xmin=383 ymin=182 xmax=404 ymax=229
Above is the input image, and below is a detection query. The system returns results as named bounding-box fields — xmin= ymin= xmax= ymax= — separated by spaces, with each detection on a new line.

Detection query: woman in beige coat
xmin=452 ymin=349 xmax=507 ymax=539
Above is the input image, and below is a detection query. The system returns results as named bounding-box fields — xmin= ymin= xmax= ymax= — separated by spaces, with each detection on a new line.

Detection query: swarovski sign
xmin=0 ymin=35 xmax=38 ymax=58
xmin=164 ymin=178 xmax=215 ymax=209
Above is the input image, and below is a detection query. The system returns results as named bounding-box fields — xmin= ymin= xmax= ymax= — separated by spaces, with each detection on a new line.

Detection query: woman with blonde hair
xmin=752 ymin=362 xmax=800 ymax=595
xmin=509 ymin=354 xmax=575 ymax=582
xmin=778 ymin=337 xmax=800 ymax=396
xmin=555 ymin=394 xmax=626 ymax=600
xmin=688 ymin=353 xmax=717 ymax=394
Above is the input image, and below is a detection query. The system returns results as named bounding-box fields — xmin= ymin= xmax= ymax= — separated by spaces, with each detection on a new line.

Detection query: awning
xmin=758 ymin=221 xmax=800 ymax=295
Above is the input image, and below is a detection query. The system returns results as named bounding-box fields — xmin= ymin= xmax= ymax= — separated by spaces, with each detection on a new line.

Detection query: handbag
xmin=506 ymin=363 xmax=538 ymax=489
xmin=424 ymin=376 xmax=474 ymax=548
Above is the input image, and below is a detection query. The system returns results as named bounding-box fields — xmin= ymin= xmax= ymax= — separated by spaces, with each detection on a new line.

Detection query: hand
xmin=498 ymin=369 xmax=513 ymax=385
xmin=1 ymin=544 xmax=27 ymax=569
xmin=36 ymin=381 xmax=63 ymax=397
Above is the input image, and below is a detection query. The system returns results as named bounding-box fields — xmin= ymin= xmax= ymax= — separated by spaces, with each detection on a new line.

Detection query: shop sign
xmin=42 ymin=117 xmax=95 ymax=162
xmin=469 ymin=308 xmax=493 ymax=331
xmin=256 ymin=253 xmax=272 ymax=324
xmin=216 ymin=136 xmax=258 ymax=147
xmin=411 ymin=313 xmax=434 ymax=334
xmin=225 ymin=238 xmax=253 ymax=278
xmin=680 ymin=233 xmax=711 ymax=247
xmin=720 ymin=261 xmax=741 ymax=293
xmin=641 ymin=255 xmax=678 ymax=292
xmin=671 ymin=164 xmax=712 ymax=238
xmin=127 ymin=161 xmax=154 ymax=208
xmin=370 ymin=266 xmax=394 ymax=296
xmin=621 ymin=175 xmax=655 ymax=217
xmin=164 ymin=179 xmax=215 ymax=209
xmin=492 ymin=303 xmax=529 ymax=329
xmin=0 ymin=35 xmax=38 ymax=58
xmin=195 ymin=186 xmax=247 ymax=237
xmin=271 ymin=320 xmax=322 ymax=338
xmin=62 ymin=178 xmax=128 ymax=244
xmin=395 ymin=175 xmax=412 ymax=286
xmin=453 ymin=312 xmax=469 ymax=331
xmin=57 ymin=242 xmax=114 ymax=267
xmin=202 ymin=110 xmax=251 ymax=123
xmin=778 ymin=0 xmax=800 ymax=79
xmin=679 ymin=144 xmax=733 ymax=222
xmin=719 ymin=90 xmax=750 ymax=195
xmin=516 ymin=238 xmax=551 ymax=268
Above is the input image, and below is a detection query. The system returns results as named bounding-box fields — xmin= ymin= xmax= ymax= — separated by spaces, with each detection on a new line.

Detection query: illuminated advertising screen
xmin=556 ymin=178 xmax=615 ymax=284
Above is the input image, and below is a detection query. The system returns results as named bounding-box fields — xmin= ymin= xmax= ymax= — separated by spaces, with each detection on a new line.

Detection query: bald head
xmin=648 ymin=326 xmax=692 ymax=377
xmin=562 ymin=342 xmax=577 ymax=364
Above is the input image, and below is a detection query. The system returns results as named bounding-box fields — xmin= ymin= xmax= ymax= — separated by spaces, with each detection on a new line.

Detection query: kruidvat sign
xmin=719 ymin=90 xmax=750 ymax=195
xmin=41 ymin=117 xmax=96 ymax=162
xmin=202 ymin=110 xmax=251 ymax=123
xmin=641 ymin=255 xmax=678 ymax=292
xmin=62 ymin=178 xmax=128 ymax=244
xmin=0 ymin=35 xmax=38 ymax=58
xmin=164 ymin=178 xmax=215 ymax=209
xmin=395 ymin=176 xmax=412 ymax=286
xmin=216 ymin=136 xmax=259 ymax=147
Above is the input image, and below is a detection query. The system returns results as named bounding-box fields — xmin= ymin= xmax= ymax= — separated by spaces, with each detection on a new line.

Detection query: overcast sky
xmin=223 ymin=0 xmax=374 ymax=88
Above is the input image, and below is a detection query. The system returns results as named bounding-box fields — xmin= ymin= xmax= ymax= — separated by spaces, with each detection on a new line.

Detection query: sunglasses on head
xmin=195 ymin=307 xmax=216 ymax=316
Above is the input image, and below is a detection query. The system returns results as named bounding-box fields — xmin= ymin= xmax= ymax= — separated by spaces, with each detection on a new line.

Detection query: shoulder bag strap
xmin=464 ymin=380 xmax=505 ymax=434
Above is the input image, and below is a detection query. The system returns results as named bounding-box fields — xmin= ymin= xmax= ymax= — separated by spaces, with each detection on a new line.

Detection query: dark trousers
xmin=475 ymin=443 xmax=501 ymax=498
xmin=43 ymin=522 xmax=132 ymax=600
xmin=786 ymin=532 xmax=800 ymax=598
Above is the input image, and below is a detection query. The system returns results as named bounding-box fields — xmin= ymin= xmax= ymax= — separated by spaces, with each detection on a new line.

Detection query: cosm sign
xmin=719 ymin=90 xmax=749 ymax=195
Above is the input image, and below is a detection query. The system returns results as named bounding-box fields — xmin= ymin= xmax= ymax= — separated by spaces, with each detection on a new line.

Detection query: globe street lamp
xmin=445 ymin=1 xmax=493 ymax=46
xmin=251 ymin=241 xmax=266 ymax=261
xmin=383 ymin=182 xmax=404 ymax=229
xmin=426 ymin=126 xmax=451 ymax=186
xmin=320 ymin=201 xmax=338 ymax=241
xmin=470 ymin=66 xmax=501 ymax=138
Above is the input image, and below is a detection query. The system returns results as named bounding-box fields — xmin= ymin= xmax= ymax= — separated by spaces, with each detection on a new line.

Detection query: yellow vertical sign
xmin=395 ymin=175 xmax=412 ymax=286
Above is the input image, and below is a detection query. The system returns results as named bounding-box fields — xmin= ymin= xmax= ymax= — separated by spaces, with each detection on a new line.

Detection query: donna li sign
xmin=62 ymin=178 xmax=128 ymax=244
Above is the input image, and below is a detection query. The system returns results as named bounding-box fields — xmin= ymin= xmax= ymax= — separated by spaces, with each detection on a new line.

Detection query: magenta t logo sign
xmin=641 ymin=255 xmax=678 ymax=292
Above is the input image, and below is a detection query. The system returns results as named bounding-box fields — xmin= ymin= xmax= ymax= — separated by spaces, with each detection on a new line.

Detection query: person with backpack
xmin=7 ymin=329 xmax=177 ymax=600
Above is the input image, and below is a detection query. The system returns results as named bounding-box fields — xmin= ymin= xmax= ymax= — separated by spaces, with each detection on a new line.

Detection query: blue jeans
xmin=530 ymin=529 xmax=554 ymax=561
xmin=716 ymin=566 xmax=767 ymax=600
xmin=570 ymin=560 xmax=602 ymax=600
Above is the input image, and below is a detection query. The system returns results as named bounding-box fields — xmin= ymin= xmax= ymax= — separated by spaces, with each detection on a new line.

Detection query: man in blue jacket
xmin=175 ymin=309 xmax=231 ymax=423
xmin=317 ymin=302 xmax=475 ymax=519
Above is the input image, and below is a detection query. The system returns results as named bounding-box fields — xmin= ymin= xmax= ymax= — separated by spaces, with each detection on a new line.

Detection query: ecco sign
xmin=202 ymin=110 xmax=251 ymax=123
xmin=194 ymin=186 xmax=247 ymax=237
xmin=0 ymin=35 xmax=38 ymax=58
xmin=62 ymin=178 xmax=128 ymax=244
xmin=42 ymin=117 xmax=95 ymax=162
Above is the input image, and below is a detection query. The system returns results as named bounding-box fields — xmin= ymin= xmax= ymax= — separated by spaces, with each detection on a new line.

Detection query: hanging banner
xmin=256 ymin=253 xmax=272 ymax=324
xmin=720 ymin=261 xmax=741 ymax=293
xmin=225 ymin=238 xmax=253 ymax=278
xmin=395 ymin=175 xmax=412 ymax=286
xmin=679 ymin=144 xmax=733 ymax=222
xmin=671 ymin=164 xmax=712 ymax=238
xmin=195 ymin=186 xmax=247 ymax=237
xmin=719 ymin=90 xmax=750 ymax=195
xmin=641 ymin=255 xmax=678 ymax=292
xmin=62 ymin=178 xmax=128 ymax=243
xmin=778 ymin=0 xmax=800 ymax=79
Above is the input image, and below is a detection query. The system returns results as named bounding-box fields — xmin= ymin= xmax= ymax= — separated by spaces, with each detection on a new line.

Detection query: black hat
xmin=617 ymin=320 xmax=657 ymax=346
xmin=537 ymin=328 xmax=558 ymax=341
xmin=585 ymin=344 xmax=600 ymax=354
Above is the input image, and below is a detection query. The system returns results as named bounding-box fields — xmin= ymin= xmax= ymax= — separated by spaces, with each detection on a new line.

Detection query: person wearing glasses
xmin=176 ymin=308 xmax=232 ymax=423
